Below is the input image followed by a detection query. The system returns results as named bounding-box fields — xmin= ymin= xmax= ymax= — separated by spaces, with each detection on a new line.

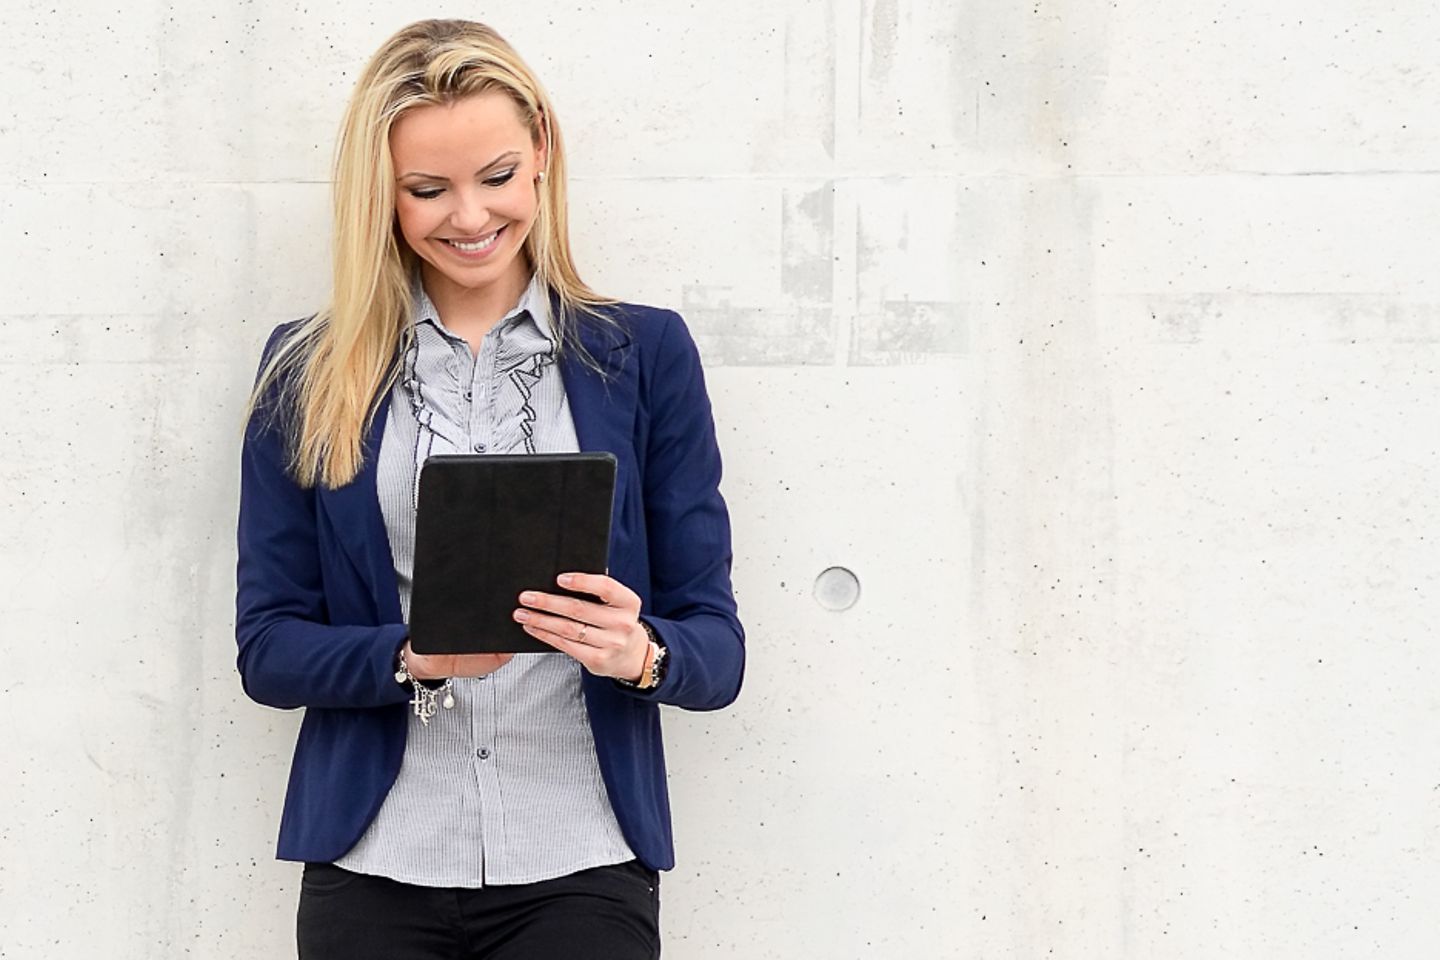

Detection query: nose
xmin=448 ymin=186 xmax=490 ymax=236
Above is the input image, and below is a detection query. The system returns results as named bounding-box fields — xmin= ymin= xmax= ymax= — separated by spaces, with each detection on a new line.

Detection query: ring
xmin=577 ymin=624 xmax=589 ymax=643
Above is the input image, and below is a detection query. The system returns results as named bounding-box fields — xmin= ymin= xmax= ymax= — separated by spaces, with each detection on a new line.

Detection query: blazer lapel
xmin=560 ymin=310 xmax=636 ymax=457
xmin=560 ymin=311 xmax=638 ymax=557
xmin=317 ymin=398 xmax=403 ymax=624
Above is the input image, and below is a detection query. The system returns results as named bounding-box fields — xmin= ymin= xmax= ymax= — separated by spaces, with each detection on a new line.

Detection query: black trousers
xmin=297 ymin=860 xmax=661 ymax=960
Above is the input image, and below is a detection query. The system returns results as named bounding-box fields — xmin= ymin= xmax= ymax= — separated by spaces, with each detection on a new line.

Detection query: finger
xmin=556 ymin=572 xmax=640 ymax=611
xmin=454 ymin=653 xmax=514 ymax=671
xmin=518 ymin=622 xmax=603 ymax=670
xmin=404 ymin=650 xmax=455 ymax=681
xmin=520 ymin=622 xmax=643 ymax=680
xmin=513 ymin=608 xmax=606 ymax=645
xmin=518 ymin=590 xmax=631 ymax=631
xmin=408 ymin=651 xmax=509 ymax=680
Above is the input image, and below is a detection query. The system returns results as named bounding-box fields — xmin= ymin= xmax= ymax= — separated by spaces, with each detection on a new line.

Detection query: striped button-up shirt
xmin=334 ymin=276 xmax=635 ymax=887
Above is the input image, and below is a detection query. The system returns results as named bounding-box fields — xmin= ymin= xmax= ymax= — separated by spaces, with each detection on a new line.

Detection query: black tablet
xmin=408 ymin=452 xmax=617 ymax=655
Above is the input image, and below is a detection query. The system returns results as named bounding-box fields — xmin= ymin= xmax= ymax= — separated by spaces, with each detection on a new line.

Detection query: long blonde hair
xmin=249 ymin=19 xmax=612 ymax=489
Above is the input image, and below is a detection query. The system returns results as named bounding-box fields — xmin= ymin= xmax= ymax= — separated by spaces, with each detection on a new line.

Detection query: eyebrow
xmin=396 ymin=150 xmax=522 ymax=183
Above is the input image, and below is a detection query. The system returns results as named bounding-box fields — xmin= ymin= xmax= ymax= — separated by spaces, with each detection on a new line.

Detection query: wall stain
xmin=684 ymin=183 xmax=838 ymax=366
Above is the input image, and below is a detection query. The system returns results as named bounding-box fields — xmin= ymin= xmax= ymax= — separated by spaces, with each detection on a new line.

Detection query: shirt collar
xmin=411 ymin=273 xmax=554 ymax=342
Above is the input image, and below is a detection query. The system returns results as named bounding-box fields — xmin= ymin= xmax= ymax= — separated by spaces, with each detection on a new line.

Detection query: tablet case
xmin=408 ymin=453 xmax=617 ymax=655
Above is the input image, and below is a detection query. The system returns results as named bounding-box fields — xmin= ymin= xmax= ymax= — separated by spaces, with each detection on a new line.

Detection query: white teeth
xmin=447 ymin=230 xmax=500 ymax=253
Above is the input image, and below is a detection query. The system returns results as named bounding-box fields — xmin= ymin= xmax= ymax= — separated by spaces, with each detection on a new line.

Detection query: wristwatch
xmin=617 ymin=620 xmax=668 ymax=691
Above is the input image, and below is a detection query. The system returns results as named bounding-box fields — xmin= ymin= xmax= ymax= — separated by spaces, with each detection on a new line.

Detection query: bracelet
xmin=394 ymin=649 xmax=455 ymax=726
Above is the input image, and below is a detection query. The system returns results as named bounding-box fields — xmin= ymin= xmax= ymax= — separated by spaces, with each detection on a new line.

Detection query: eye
xmin=483 ymin=168 xmax=517 ymax=187
xmin=407 ymin=187 xmax=443 ymax=200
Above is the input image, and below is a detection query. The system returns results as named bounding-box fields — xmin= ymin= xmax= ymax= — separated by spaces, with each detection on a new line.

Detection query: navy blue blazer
xmin=235 ymin=302 xmax=745 ymax=871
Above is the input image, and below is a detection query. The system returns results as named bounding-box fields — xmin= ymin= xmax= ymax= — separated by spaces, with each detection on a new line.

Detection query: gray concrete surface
xmin=2 ymin=1 xmax=1437 ymax=956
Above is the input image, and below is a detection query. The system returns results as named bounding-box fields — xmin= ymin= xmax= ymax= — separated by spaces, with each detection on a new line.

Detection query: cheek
xmin=393 ymin=200 xmax=431 ymax=247
xmin=495 ymin=183 xmax=539 ymax=226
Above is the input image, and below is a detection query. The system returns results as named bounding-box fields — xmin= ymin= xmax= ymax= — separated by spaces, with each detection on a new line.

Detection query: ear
xmin=534 ymin=110 xmax=550 ymax=173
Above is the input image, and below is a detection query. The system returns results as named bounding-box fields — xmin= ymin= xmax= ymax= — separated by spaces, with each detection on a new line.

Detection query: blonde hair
xmin=249 ymin=19 xmax=612 ymax=489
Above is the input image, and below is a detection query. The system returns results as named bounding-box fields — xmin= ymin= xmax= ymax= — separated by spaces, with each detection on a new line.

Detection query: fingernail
xmin=557 ymin=573 xmax=574 ymax=587
xmin=519 ymin=592 xmax=537 ymax=604
xmin=513 ymin=609 xmax=530 ymax=622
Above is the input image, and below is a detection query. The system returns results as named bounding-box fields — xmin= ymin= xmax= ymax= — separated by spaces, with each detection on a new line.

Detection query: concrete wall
xmin=2 ymin=1 xmax=1437 ymax=956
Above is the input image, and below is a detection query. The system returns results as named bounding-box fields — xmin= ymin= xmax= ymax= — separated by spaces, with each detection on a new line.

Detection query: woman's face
xmin=389 ymin=91 xmax=546 ymax=305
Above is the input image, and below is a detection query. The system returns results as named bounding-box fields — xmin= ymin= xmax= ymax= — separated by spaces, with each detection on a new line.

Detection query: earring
xmin=536 ymin=170 xmax=547 ymax=183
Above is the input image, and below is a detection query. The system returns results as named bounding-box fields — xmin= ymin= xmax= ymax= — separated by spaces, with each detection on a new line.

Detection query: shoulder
xmin=579 ymin=301 xmax=694 ymax=357
xmin=251 ymin=316 xmax=320 ymax=398
xmin=247 ymin=316 xmax=318 ymax=435
xmin=260 ymin=316 xmax=316 ymax=360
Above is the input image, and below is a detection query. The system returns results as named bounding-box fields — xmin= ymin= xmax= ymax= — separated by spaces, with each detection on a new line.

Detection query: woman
xmin=236 ymin=19 xmax=744 ymax=959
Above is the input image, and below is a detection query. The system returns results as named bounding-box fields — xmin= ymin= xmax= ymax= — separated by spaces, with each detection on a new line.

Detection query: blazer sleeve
xmin=629 ymin=311 xmax=746 ymax=711
xmin=234 ymin=326 xmax=412 ymax=711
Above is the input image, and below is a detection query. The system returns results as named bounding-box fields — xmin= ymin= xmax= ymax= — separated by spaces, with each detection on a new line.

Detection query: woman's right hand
xmin=401 ymin=640 xmax=513 ymax=680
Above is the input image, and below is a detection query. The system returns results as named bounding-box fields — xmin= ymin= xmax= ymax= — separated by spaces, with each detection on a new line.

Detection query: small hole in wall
xmin=813 ymin=566 xmax=860 ymax=612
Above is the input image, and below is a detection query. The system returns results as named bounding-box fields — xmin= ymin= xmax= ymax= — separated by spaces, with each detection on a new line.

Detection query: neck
xmin=420 ymin=260 xmax=532 ymax=348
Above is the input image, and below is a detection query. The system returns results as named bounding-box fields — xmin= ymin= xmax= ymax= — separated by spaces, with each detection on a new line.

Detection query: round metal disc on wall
xmin=813 ymin=565 xmax=860 ymax=612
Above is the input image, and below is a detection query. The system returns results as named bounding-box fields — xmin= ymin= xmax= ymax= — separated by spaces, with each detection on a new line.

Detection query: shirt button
xmin=477 ymin=748 xmax=491 ymax=761
xmin=472 ymin=442 xmax=486 ymax=453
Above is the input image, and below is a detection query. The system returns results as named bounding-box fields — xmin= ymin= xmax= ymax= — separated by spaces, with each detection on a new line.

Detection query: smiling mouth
xmin=440 ymin=227 xmax=503 ymax=253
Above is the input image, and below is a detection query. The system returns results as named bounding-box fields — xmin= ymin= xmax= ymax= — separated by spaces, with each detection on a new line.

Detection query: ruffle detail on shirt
xmin=402 ymin=324 xmax=473 ymax=451
xmin=496 ymin=351 xmax=554 ymax=455
xmin=402 ymin=310 xmax=563 ymax=459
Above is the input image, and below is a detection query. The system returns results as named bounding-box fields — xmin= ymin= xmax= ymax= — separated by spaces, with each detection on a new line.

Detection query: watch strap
xmin=617 ymin=620 xmax=667 ymax=691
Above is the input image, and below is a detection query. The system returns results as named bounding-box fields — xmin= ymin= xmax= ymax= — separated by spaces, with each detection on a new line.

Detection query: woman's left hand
xmin=514 ymin=572 xmax=650 ymax=682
